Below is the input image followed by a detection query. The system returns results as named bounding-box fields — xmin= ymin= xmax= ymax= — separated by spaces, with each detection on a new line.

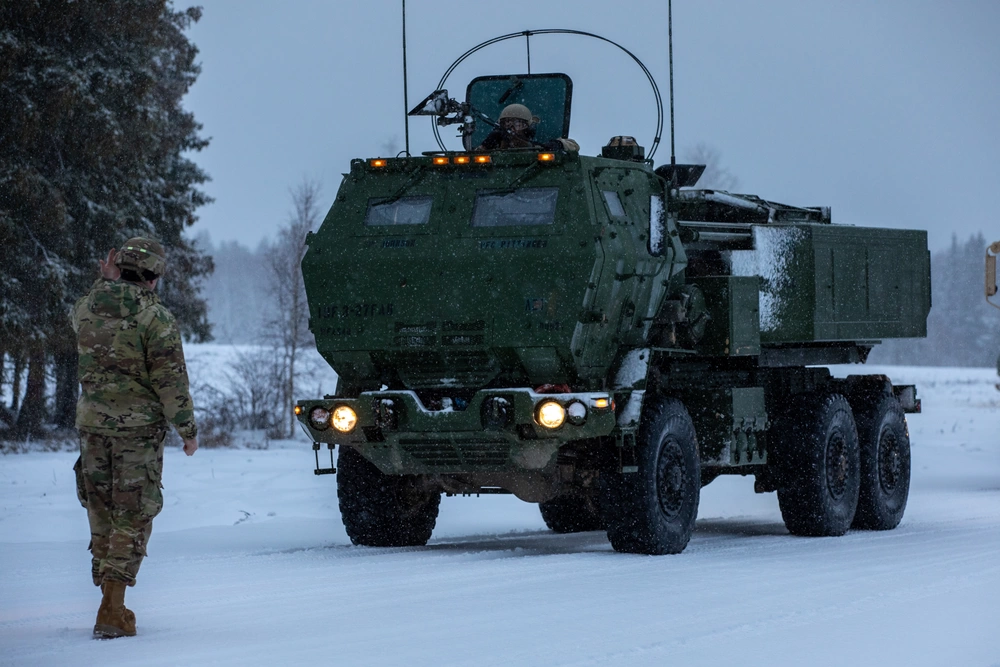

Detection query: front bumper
xmin=295 ymin=388 xmax=617 ymax=475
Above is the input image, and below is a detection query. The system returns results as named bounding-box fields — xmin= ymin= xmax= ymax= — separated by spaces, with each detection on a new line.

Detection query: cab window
xmin=471 ymin=188 xmax=559 ymax=227
xmin=649 ymin=194 xmax=666 ymax=256
xmin=365 ymin=196 xmax=433 ymax=226
xmin=602 ymin=190 xmax=627 ymax=219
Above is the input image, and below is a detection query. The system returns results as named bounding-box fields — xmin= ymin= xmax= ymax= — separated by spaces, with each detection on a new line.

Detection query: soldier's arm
xmin=477 ymin=129 xmax=504 ymax=151
xmin=146 ymin=311 xmax=198 ymax=439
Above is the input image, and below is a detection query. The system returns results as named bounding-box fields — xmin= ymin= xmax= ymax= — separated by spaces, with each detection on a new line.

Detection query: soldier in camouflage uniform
xmin=72 ymin=237 xmax=198 ymax=639
xmin=475 ymin=103 xmax=580 ymax=152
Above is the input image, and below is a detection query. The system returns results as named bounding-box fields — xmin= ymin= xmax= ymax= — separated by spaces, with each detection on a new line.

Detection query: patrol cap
xmin=499 ymin=103 xmax=535 ymax=124
xmin=115 ymin=237 xmax=166 ymax=278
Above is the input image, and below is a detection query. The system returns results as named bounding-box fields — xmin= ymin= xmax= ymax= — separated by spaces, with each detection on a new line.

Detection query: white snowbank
xmin=0 ymin=365 xmax=997 ymax=666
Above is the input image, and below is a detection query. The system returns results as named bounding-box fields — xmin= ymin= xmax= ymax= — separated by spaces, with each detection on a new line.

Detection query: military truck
xmin=294 ymin=66 xmax=931 ymax=555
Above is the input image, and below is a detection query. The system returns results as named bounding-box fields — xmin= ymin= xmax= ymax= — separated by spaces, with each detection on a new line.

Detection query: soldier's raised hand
xmin=99 ymin=248 xmax=121 ymax=280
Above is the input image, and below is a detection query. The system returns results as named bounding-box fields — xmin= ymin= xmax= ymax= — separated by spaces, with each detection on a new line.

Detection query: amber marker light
xmin=474 ymin=155 xmax=492 ymax=164
xmin=537 ymin=153 xmax=556 ymax=162
xmin=535 ymin=400 xmax=566 ymax=429
xmin=453 ymin=155 xmax=470 ymax=165
xmin=433 ymin=156 xmax=449 ymax=165
xmin=331 ymin=406 xmax=358 ymax=433
xmin=592 ymin=397 xmax=612 ymax=410
xmin=294 ymin=405 xmax=302 ymax=416
xmin=369 ymin=159 xmax=387 ymax=168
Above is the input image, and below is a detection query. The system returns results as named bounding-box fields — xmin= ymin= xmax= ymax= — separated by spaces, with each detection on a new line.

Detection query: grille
xmin=390 ymin=350 xmax=499 ymax=388
xmin=442 ymin=320 xmax=486 ymax=332
xmin=442 ymin=334 xmax=484 ymax=346
xmin=395 ymin=321 xmax=437 ymax=334
xmin=400 ymin=439 xmax=511 ymax=469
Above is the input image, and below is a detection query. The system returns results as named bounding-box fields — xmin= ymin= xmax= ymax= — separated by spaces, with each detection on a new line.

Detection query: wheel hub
xmin=656 ymin=440 xmax=686 ymax=518
xmin=825 ymin=431 xmax=849 ymax=499
xmin=878 ymin=428 xmax=901 ymax=493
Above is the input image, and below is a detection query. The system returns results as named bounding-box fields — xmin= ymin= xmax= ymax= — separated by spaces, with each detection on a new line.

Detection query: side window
xmin=602 ymin=190 xmax=627 ymax=219
xmin=471 ymin=188 xmax=559 ymax=227
xmin=649 ymin=194 xmax=666 ymax=257
xmin=365 ymin=196 xmax=433 ymax=226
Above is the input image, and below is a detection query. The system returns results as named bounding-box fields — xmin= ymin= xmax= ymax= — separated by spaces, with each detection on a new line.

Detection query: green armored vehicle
xmin=295 ymin=62 xmax=930 ymax=554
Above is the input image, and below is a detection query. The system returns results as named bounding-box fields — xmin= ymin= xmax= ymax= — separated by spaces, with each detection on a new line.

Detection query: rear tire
xmin=774 ymin=393 xmax=860 ymax=537
xmin=539 ymin=492 xmax=603 ymax=533
xmin=602 ymin=398 xmax=700 ymax=554
xmin=337 ymin=447 xmax=440 ymax=547
xmin=852 ymin=394 xmax=910 ymax=530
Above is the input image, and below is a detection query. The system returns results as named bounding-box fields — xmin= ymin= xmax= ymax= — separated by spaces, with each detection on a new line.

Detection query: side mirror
xmin=408 ymin=90 xmax=451 ymax=116
xmin=987 ymin=241 xmax=1000 ymax=309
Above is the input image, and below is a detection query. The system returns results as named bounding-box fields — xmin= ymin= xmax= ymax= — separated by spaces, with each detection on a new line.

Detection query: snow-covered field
xmin=1 ymin=361 xmax=998 ymax=666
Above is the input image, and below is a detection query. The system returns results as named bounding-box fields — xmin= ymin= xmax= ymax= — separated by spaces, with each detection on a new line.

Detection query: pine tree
xmin=0 ymin=0 xmax=213 ymax=438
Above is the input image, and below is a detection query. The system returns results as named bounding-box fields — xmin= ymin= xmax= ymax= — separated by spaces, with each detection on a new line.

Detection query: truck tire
xmin=774 ymin=393 xmax=860 ymax=537
xmin=602 ymin=398 xmax=700 ymax=554
xmin=539 ymin=492 xmax=603 ymax=533
xmin=851 ymin=394 xmax=910 ymax=530
xmin=337 ymin=446 xmax=440 ymax=547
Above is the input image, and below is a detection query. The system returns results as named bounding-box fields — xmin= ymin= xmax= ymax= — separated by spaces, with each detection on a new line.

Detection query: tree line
xmin=0 ymin=1 xmax=213 ymax=440
xmin=179 ymin=180 xmax=320 ymax=446
xmin=870 ymin=232 xmax=1000 ymax=368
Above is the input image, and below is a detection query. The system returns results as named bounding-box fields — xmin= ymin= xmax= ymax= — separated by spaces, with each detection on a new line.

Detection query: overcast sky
xmin=182 ymin=0 xmax=1000 ymax=251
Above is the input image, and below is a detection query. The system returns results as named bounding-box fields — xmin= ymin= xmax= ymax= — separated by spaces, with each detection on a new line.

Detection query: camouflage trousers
xmin=75 ymin=428 xmax=165 ymax=587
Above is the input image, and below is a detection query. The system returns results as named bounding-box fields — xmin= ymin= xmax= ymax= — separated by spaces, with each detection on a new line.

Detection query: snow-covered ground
xmin=1 ymin=363 xmax=998 ymax=666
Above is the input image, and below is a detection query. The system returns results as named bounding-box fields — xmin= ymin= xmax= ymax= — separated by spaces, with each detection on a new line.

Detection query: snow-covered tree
xmin=261 ymin=180 xmax=323 ymax=438
xmin=0 ymin=0 xmax=212 ymax=437
xmin=683 ymin=142 xmax=740 ymax=191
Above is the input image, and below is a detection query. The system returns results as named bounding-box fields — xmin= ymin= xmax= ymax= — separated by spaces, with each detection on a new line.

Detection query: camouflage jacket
xmin=72 ymin=278 xmax=197 ymax=439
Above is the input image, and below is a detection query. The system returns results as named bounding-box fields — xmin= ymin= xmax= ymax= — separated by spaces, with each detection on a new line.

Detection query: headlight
xmin=309 ymin=407 xmax=331 ymax=429
xmin=535 ymin=400 xmax=566 ymax=429
xmin=566 ymin=400 xmax=587 ymax=425
xmin=331 ymin=406 xmax=358 ymax=433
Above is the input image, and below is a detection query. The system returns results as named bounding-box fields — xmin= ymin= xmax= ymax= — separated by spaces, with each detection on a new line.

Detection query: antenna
xmin=525 ymin=31 xmax=532 ymax=74
xmin=402 ymin=0 xmax=410 ymax=156
xmin=668 ymin=0 xmax=676 ymax=168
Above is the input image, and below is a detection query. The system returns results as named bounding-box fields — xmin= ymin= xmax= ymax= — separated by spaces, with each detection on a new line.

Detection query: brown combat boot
xmin=93 ymin=580 xmax=136 ymax=639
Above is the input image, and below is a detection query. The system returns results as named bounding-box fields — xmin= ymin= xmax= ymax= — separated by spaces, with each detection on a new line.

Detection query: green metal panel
xmin=810 ymin=226 xmax=930 ymax=340
xmin=679 ymin=386 xmax=768 ymax=466
xmin=729 ymin=224 xmax=930 ymax=344
xmin=304 ymin=153 xmax=685 ymax=391
xmin=304 ymin=153 xmax=599 ymax=388
xmin=691 ymin=276 xmax=761 ymax=356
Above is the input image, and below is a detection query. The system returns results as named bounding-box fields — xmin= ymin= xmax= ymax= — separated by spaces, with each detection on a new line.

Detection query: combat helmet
xmin=498 ymin=103 xmax=538 ymax=125
xmin=115 ymin=237 xmax=166 ymax=278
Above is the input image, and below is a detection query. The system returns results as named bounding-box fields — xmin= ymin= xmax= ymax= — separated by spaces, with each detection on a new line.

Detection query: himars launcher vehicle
xmin=294 ymin=33 xmax=931 ymax=555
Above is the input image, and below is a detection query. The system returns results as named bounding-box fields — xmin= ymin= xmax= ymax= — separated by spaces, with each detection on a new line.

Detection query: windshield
xmin=471 ymin=188 xmax=559 ymax=227
xmin=365 ymin=196 xmax=433 ymax=226
xmin=466 ymin=73 xmax=572 ymax=149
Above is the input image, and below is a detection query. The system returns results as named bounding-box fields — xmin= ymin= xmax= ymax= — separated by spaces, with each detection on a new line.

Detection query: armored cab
xmin=296 ymin=70 xmax=931 ymax=554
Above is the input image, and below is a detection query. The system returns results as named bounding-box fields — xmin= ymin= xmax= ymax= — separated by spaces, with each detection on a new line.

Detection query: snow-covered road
xmin=1 ymin=366 xmax=998 ymax=666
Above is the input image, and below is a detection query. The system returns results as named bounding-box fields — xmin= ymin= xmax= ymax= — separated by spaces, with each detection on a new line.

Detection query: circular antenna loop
xmin=431 ymin=29 xmax=663 ymax=159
